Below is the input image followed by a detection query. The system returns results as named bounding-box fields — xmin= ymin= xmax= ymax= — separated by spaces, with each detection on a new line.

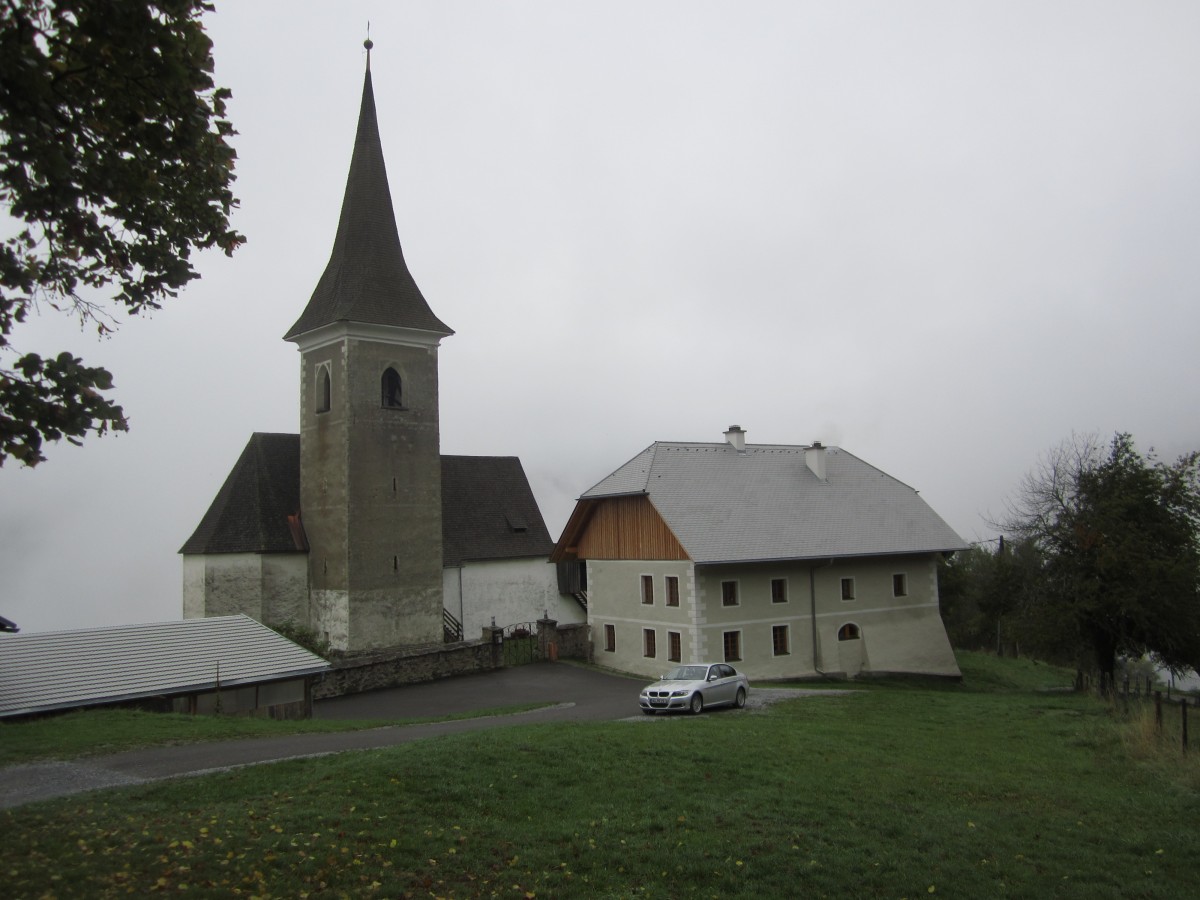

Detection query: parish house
xmin=552 ymin=426 xmax=966 ymax=680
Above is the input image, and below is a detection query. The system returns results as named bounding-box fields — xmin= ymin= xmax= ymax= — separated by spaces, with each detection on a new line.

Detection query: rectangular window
xmin=641 ymin=575 xmax=654 ymax=604
xmin=668 ymin=631 xmax=682 ymax=662
xmin=772 ymin=624 xmax=790 ymax=656
xmin=643 ymin=629 xmax=656 ymax=658
xmin=604 ymin=624 xmax=615 ymax=652
xmin=723 ymin=630 xmax=741 ymax=662
xmin=666 ymin=576 xmax=680 ymax=607
xmin=893 ymin=573 xmax=908 ymax=597
xmin=771 ymin=578 xmax=788 ymax=603
xmin=722 ymin=580 xmax=739 ymax=607
xmin=841 ymin=577 xmax=856 ymax=601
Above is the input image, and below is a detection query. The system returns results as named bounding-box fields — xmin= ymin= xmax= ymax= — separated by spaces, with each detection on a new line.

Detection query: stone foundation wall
xmin=314 ymin=638 xmax=502 ymax=699
xmin=549 ymin=621 xmax=591 ymax=661
xmin=312 ymin=617 xmax=593 ymax=700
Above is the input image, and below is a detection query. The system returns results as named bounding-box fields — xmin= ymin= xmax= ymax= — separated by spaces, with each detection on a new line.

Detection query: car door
xmin=708 ymin=664 xmax=736 ymax=705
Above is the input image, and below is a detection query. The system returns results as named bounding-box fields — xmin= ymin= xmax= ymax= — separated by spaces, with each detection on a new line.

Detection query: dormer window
xmin=381 ymin=368 xmax=403 ymax=409
xmin=316 ymin=364 xmax=331 ymax=413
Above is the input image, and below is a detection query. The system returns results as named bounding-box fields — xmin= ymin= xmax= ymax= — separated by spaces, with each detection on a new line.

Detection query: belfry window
xmin=381 ymin=368 xmax=403 ymax=409
xmin=316 ymin=365 xmax=331 ymax=413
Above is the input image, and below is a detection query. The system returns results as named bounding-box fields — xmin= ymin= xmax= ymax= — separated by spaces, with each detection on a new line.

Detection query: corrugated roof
xmin=284 ymin=64 xmax=452 ymax=341
xmin=442 ymin=456 xmax=554 ymax=566
xmin=179 ymin=433 xmax=303 ymax=555
xmin=581 ymin=441 xmax=968 ymax=563
xmin=0 ymin=615 xmax=328 ymax=718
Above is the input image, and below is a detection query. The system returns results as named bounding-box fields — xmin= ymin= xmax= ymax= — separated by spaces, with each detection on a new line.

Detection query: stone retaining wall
xmin=312 ymin=616 xmax=591 ymax=700
xmin=313 ymin=639 xmax=501 ymax=699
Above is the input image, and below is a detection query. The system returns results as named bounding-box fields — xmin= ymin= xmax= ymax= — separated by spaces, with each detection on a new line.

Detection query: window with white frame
xmin=604 ymin=624 xmax=616 ymax=652
xmin=722 ymin=580 xmax=739 ymax=607
xmin=772 ymin=624 xmax=790 ymax=656
xmin=666 ymin=576 xmax=680 ymax=607
xmin=641 ymin=575 xmax=654 ymax=605
xmin=643 ymin=628 xmax=656 ymax=658
xmin=668 ymin=631 xmax=682 ymax=662
xmin=840 ymin=577 xmax=856 ymax=601
xmin=893 ymin=573 xmax=908 ymax=597
xmin=771 ymin=578 xmax=788 ymax=603
xmin=723 ymin=630 xmax=741 ymax=661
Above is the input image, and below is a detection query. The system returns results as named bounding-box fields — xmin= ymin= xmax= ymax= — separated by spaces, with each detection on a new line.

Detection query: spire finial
xmin=364 ymin=23 xmax=373 ymax=71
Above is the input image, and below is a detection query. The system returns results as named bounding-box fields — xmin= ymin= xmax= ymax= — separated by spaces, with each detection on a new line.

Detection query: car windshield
xmin=664 ymin=666 xmax=709 ymax=681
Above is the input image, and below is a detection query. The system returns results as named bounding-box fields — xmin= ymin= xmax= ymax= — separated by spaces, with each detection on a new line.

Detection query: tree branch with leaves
xmin=0 ymin=0 xmax=243 ymax=465
xmin=1001 ymin=432 xmax=1200 ymax=686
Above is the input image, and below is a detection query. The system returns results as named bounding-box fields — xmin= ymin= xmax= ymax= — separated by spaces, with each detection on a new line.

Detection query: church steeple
xmin=288 ymin=42 xmax=450 ymax=653
xmin=284 ymin=44 xmax=452 ymax=341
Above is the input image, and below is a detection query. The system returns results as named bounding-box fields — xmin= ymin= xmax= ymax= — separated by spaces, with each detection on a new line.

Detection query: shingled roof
xmin=179 ymin=433 xmax=304 ymax=555
xmin=182 ymin=437 xmax=552 ymax=565
xmin=441 ymin=455 xmax=554 ymax=566
xmin=0 ymin=615 xmax=328 ymax=719
xmin=284 ymin=55 xmax=452 ymax=341
xmin=564 ymin=439 xmax=968 ymax=564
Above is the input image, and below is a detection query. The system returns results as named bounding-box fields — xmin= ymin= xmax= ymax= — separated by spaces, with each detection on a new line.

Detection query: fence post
xmin=1155 ymin=691 xmax=1163 ymax=732
xmin=1183 ymin=698 xmax=1189 ymax=755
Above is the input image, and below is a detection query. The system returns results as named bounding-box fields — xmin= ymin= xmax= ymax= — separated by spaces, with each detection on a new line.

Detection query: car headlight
xmin=670 ymin=690 xmax=689 ymax=697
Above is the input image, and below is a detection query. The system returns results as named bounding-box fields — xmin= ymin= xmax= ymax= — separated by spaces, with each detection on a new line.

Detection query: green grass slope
xmin=2 ymin=652 xmax=1196 ymax=898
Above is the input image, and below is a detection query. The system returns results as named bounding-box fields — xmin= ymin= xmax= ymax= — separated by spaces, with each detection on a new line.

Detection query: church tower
xmin=284 ymin=43 xmax=453 ymax=653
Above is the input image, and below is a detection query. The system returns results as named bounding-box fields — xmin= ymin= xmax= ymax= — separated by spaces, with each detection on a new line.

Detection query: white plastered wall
xmin=586 ymin=559 xmax=698 ymax=679
xmin=591 ymin=554 xmax=960 ymax=681
xmin=181 ymin=553 xmax=308 ymax=630
xmin=444 ymin=557 xmax=583 ymax=637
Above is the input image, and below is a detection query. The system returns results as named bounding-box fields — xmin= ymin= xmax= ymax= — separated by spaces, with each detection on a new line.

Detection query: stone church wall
xmin=181 ymin=552 xmax=307 ymax=629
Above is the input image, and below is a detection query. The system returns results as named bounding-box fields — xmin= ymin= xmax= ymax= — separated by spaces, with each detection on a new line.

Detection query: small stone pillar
xmin=483 ymin=624 xmax=504 ymax=668
xmin=537 ymin=613 xmax=558 ymax=662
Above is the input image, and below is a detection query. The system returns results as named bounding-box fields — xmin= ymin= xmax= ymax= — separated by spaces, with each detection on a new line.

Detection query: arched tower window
xmin=838 ymin=623 xmax=861 ymax=641
xmin=316 ymin=364 xmax=331 ymax=413
xmin=381 ymin=367 xmax=403 ymax=409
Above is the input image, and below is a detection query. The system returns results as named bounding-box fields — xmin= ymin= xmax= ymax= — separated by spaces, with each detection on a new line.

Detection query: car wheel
xmin=735 ymin=687 xmax=747 ymax=709
xmin=689 ymin=693 xmax=704 ymax=715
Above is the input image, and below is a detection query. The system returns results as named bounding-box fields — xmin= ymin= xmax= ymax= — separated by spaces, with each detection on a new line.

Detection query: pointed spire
xmin=285 ymin=43 xmax=452 ymax=342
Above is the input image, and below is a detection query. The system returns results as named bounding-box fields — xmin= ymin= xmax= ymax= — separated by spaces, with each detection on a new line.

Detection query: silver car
xmin=639 ymin=663 xmax=750 ymax=715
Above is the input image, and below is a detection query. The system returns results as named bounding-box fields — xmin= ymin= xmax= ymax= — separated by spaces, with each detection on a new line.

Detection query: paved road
xmin=1 ymin=664 xmax=843 ymax=810
xmin=0 ymin=664 xmax=641 ymax=810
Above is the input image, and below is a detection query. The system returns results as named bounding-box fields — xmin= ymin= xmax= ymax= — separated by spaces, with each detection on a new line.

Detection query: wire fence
xmin=1075 ymin=671 xmax=1195 ymax=755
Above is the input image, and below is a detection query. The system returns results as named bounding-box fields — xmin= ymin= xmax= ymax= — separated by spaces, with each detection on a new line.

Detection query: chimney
xmin=805 ymin=441 xmax=827 ymax=481
xmin=724 ymin=425 xmax=746 ymax=452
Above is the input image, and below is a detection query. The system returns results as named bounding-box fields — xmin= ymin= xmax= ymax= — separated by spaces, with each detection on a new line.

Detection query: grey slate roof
xmin=284 ymin=65 xmax=452 ymax=341
xmin=0 ymin=615 xmax=328 ymax=718
xmin=182 ymin=437 xmax=552 ymax=566
xmin=582 ymin=441 xmax=968 ymax=564
xmin=179 ymin=433 xmax=303 ymax=554
xmin=441 ymin=455 xmax=554 ymax=566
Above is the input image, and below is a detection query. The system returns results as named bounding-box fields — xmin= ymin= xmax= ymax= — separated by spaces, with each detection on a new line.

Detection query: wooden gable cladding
xmin=573 ymin=495 xmax=690 ymax=561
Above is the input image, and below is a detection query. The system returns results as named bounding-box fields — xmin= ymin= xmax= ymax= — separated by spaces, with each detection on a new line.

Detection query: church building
xmin=181 ymin=46 xmax=581 ymax=652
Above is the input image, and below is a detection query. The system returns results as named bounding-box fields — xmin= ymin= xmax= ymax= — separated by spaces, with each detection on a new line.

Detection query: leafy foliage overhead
xmin=0 ymin=0 xmax=243 ymax=465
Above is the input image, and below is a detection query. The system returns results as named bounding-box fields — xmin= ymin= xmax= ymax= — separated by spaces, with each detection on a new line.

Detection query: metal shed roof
xmin=0 ymin=615 xmax=328 ymax=718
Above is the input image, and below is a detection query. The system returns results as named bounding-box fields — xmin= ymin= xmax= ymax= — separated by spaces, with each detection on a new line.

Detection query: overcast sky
xmin=3 ymin=1 xmax=1200 ymax=634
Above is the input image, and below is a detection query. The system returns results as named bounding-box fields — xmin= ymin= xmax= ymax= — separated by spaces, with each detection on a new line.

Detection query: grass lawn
xmin=0 ymin=704 xmax=552 ymax=768
xmin=3 ymin=652 xmax=1198 ymax=898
